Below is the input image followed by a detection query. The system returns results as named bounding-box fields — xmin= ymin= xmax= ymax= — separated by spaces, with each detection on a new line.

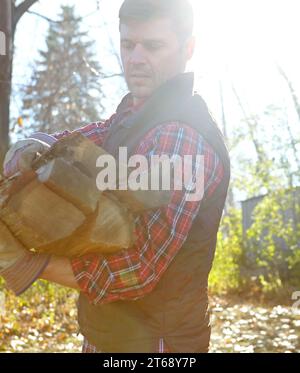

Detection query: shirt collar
xmin=116 ymin=94 xmax=146 ymax=116
xmin=115 ymin=72 xmax=195 ymax=126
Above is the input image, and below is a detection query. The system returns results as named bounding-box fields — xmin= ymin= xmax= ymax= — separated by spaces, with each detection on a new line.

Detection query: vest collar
xmin=117 ymin=72 xmax=195 ymax=129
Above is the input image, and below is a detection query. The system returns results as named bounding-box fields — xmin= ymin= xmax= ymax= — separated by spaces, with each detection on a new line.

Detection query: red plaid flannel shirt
xmin=52 ymin=104 xmax=224 ymax=305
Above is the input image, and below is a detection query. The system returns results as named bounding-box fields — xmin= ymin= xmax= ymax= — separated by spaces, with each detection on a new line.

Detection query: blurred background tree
xmin=20 ymin=5 xmax=104 ymax=134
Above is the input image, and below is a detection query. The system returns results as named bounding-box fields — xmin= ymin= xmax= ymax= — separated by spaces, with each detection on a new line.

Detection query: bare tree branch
xmin=27 ymin=10 xmax=58 ymax=23
xmin=277 ymin=64 xmax=300 ymax=124
xmin=82 ymin=56 xmax=123 ymax=80
xmin=102 ymin=73 xmax=124 ymax=79
xmin=102 ymin=19 xmax=124 ymax=74
xmin=231 ymin=82 xmax=265 ymax=164
xmin=13 ymin=0 xmax=39 ymax=31
xmin=276 ymin=66 xmax=300 ymax=172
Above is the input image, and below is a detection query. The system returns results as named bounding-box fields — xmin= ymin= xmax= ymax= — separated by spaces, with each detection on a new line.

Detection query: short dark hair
xmin=119 ymin=0 xmax=194 ymax=43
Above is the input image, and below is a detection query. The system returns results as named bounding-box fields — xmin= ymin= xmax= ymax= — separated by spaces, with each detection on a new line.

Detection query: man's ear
xmin=185 ymin=36 xmax=196 ymax=61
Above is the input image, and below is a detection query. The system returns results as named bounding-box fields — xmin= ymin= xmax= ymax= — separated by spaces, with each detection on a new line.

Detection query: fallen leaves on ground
xmin=0 ymin=285 xmax=299 ymax=353
xmin=209 ymin=296 xmax=300 ymax=353
xmin=0 ymin=284 xmax=82 ymax=353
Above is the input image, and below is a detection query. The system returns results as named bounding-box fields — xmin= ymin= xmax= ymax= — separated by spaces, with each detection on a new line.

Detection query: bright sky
xmin=12 ymin=0 xmax=300 ymax=136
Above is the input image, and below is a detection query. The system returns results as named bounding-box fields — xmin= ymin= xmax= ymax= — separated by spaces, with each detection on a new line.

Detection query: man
xmin=0 ymin=0 xmax=230 ymax=352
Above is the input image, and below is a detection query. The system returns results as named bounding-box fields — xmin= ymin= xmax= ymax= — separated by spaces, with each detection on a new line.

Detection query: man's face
xmin=120 ymin=17 xmax=193 ymax=104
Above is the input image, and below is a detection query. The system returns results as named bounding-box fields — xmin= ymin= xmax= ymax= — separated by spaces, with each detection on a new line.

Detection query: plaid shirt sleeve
xmin=51 ymin=117 xmax=115 ymax=145
xmin=70 ymin=122 xmax=224 ymax=305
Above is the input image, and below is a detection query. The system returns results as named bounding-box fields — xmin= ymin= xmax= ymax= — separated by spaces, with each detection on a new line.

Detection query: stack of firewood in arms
xmin=0 ymin=134 xmax=171 ymax=258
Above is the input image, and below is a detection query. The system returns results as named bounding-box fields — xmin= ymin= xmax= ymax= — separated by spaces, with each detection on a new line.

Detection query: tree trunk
xmin=0 ymin=0 xmax=39 ymax=171
xmin=0 ymin=0 xmax=13 ymax=169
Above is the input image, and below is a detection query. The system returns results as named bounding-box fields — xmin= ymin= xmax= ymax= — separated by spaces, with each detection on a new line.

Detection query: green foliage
xmin=209 ymin=208 xmax=243 ymax=294
xmin=209 ymin=189 xmax=300 ymax=298
xmin=219 ymin=90 xmax=300 ymax=299
xmin=244 ymin=189 xmax=300 ymax=295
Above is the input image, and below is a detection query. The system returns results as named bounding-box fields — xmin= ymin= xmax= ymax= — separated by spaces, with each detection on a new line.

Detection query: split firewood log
xmin=0 ymin=172 xmax=86 ymax=251
xmin=37 ymin=157 xmax=100 ymax=215
xmin=0 ymin=156 xmax=135 ymax=257
xmin=32 ymin=132 xmax=108 ymax=180
xmin=36 ymin=132 xmax=173 ymax=212
xmin=35 ymin=194 xmax=135 ymax=257
xmin=0 ymin=132 xmax=173 ymax=258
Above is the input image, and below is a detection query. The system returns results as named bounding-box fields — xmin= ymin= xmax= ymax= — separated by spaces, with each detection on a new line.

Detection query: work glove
xmin=3 ymin=133 xmax=57 ymax=178
xmin=0 ymin=223 xmax=50 ymax=295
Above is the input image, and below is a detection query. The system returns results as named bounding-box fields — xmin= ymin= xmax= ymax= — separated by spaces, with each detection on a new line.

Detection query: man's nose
xmin=129 ymin=44 xmax=147 ymax=64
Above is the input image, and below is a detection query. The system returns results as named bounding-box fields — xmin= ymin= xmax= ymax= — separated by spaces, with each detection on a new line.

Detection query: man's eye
xmin=145 ymin=43 xmax=163 ymax=51
xmin=122 ymin=42 xmax=135 ymax=50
